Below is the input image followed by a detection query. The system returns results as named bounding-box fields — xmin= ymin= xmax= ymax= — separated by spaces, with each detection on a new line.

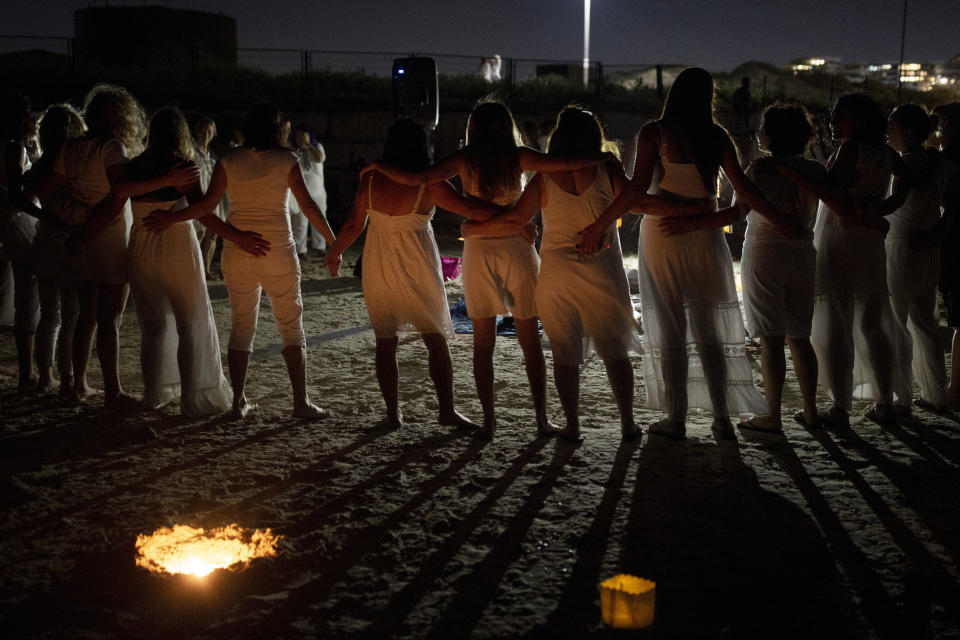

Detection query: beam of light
xmin=135 ymin=524 xmax=281 ymax=578
xmin=583 ymin=0 xmax=591 ymax=87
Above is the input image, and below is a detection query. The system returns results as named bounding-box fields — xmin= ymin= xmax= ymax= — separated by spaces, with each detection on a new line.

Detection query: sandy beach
xmin=1 ymin=217 xmax=959 ymax=639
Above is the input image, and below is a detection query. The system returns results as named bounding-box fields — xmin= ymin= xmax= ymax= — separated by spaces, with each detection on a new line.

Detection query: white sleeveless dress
xmin=460 ymin=168 xmax=539 ymax=319
xmin=535 ymin=165 xmax=641 ymax=365
xmin=128 ymin=193 xmax=232 ymax=415
xmin=361 ymin=175 xmax=454 ymax=340
xmin=885 ymin=148 xmax=947 ymax=407
xmin=638 ymin=127 xmax=766 ymax=418
xmin=812 ymin=143 xmax=902 ymax=408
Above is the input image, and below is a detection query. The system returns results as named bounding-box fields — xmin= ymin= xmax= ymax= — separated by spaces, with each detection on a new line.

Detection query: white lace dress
xmin=128 ymin=193 xmax=232 ymax=415
xmin=535 ymin=165 xmax=642 ymax=365
xmin=638 ymin=128 xmax=766 ymax=419
xmin=361 ymin=177 xmax=454 ymax=340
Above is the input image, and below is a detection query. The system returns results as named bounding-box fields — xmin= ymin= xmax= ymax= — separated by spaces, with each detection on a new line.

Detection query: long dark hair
xmin=242 ymin=102 xmax=283 ymax=150
xmin=546 ymin=106 xmax=619 ymax=158
xmin=382 ymin=119 xmax=431 ymax=172
xmin=464 ymin=100 xmax=521 ymax=200
xmin=660 ymin=67 xmax=727 ymax=192
xmin=128 ymin=107 xmax=195 ymax=180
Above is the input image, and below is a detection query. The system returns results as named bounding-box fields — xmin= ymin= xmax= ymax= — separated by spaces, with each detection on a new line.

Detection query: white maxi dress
xmin=638 ymin=131 xmax=766 ymax=419
xmin=128 ymin=193 xmax=232 ymax=414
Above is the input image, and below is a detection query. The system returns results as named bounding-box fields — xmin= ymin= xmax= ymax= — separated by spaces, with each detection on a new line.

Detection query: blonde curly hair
xmin=82 ymin=83 xmax=146 ymax=156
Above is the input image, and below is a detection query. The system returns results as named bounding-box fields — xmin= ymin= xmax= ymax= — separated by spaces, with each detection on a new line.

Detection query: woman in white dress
xmin=145 ymin=102 xmax=335 ymax=419
xmin=775 ymin=94 xmax=904 ymax=428
xmin=580 ymin=68 xmax=791 ymax=441
xmin=885 ymin=104 xmax=953 ymax=412
xmin=324 ymin=119 xmax=499 ymax=429
xmin=469 ymin=108 xmax=644 ymax=442
xmin=49 ymin=84 xmax=197 ymax=407
xmin=119 ymin=108 xmax=268 ymax=415
xmin=662 ymin=104 xmax=825 ymax=432
xmin=364 ymin=101 xmax=610 ymax=438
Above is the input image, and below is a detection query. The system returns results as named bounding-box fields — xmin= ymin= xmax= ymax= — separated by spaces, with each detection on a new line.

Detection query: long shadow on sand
xmin=616 ymin=433 xmax=863 ymax=640
xmin=347 ymin=437 xmax=560 ymax=638
xmin=806 ymin=425 xmax=960 ymax=635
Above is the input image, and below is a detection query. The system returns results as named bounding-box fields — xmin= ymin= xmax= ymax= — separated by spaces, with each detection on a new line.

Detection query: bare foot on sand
xmin=536 ymin=417 xmax=561 ymax=437
xmin=649 ymin=419 xmax=686 ymax=441
xmin=104 ymin=391 xmax=142 ymax=411
xmin=440 ymin=409 xmax=481 ymax=432
xmin=738 ymin=415 xmax=783 ymax=434
xmin=558 ymin=425 xmax=584 ymax=443
xmin=229 ymin=397 xmax=257 ymax=419
xmin=293 ymin=402 xmax=329 ymax=420
xmin=70 ymin=382 xmax=102 ymax=403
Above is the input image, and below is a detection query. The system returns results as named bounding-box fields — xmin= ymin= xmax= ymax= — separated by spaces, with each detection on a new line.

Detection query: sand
xmin=1 ymin=221 xmax=960 ymax=639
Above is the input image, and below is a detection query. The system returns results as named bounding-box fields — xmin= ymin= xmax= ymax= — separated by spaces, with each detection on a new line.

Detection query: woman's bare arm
xmin=359 ymin=151 xmax=463 ymax=186
xmin=721 ymin=139 xmax=801 ymax=239
xmin=460 ymin=174 xmax=543 ymax=239
xmin=143 ymin=162 xmax=226 ymax=232
xmin=517 ymin=147 xmax=613 ymax=172
xmin=427 ymin=182 xmax=500 ymax=221
xmin=324 ymin=173 xmax=371 ymax=276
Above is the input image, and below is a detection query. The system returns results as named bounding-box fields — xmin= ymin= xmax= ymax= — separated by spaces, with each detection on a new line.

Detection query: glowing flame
xmin=135 ymin=524 xmax=281 ymax=577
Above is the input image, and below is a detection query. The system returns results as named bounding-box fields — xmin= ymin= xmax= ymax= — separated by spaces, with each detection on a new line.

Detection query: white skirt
xmin=638 ymin=218 xmax=766 ymax=416
xmin=362 ymin=210 xmax=454 ymax=340
xmin=536 ymin=235 xmax=641 ymax=365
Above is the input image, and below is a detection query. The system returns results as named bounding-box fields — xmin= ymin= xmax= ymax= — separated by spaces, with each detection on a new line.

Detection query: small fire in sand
xmin=135 ymin=524 xmax=281 ymax=577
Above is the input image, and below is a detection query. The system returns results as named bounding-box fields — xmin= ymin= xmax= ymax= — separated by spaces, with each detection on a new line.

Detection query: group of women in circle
xmin=326 ymin=66 xmax=960 ymax=442
xmin=2 ymin=85 xmax=333 ymax=419
xmin=3 ymin=67 xmax=959 ymax=442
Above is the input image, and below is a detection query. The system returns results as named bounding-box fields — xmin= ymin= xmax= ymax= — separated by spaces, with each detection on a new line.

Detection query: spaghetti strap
xmin=367 ymin=172 xmax=375 ymax=210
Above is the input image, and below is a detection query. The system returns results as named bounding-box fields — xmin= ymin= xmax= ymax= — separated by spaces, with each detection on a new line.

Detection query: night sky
xmin=4 ymin=0 xmax=960 ymax=71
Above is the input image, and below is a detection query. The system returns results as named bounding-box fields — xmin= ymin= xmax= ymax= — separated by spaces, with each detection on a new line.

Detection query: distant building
xmin=787 ymin=57 xmax=843 ymax=75
xmin=74 ymin=5 xmax=236 ymax=69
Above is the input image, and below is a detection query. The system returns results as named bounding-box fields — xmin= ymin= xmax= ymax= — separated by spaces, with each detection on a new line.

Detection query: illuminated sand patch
xmin=135 ymin=524 xmax=281 ymax=577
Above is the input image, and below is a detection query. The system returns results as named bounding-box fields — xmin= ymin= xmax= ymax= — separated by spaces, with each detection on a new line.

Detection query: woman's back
xmin=219 ymin=147 xmax=296 ymax=245
xmin=746 ymin=156 xmax=824 ymax=244
xmin=54 ymin=136 xmax=125 ymax=206
xmin=652 ymin=122 xmax=714 ymax=200
xmin=367 ymin=173 xmax=432 ymax=217
xmin=541 ymin=164 xmax=616 ymax=252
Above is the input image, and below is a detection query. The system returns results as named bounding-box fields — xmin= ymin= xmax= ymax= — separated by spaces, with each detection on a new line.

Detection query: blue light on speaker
xmin=398 ymin=68 xmax=405 ymax=75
